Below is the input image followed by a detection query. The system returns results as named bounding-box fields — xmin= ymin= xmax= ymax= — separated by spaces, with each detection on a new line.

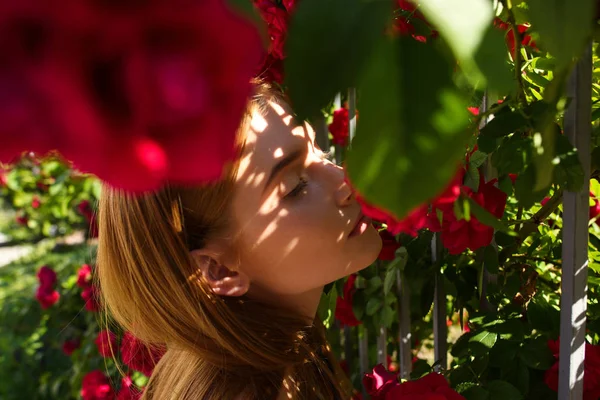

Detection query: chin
xmin=347 ymin=226 xmax=382 ymax=274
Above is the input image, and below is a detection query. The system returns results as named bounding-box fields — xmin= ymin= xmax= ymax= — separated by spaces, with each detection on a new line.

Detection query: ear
xmin=190 ymin=249 xmax=250 ymax=297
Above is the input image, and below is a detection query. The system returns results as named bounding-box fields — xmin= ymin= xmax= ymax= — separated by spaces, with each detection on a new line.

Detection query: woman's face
xmin=231 ymin=100 xmax=382 ymax=307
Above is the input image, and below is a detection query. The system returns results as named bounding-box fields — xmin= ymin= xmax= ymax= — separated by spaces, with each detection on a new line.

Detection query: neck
xmin=248 ymin=286 xmax=324 ymax=322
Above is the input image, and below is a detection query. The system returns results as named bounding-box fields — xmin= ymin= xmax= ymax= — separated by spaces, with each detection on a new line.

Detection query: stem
xmin=499 ymin=189 xmax=563 ymax=263
xmin=502 ymin=0 xmax=527 ymax=106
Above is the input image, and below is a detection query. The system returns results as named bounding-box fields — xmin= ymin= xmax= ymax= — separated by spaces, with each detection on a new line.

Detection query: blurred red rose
xmin=335 ymin=274 xmax=362 ymax=327
xmin=37 ymin=265 xmax=57 ymax=288
xmin=77 ymin=264 xmax=93 ymax=289
xmin=31 ymin=196 xmax=41 ymax=209
xmin=116 ymin=375 xmax=142 ymax=400
xmin=95 ymin=330 xmax=118 ymax=358
xmin=0 ymin=0 xmax=262 ymax=192
xmin=378 ymin=230 xmax=401 ymax=261
xmin=81 ymin=370 xmax=115 ymax=400
xmin=82 ymin=284 xmax=101 ymax=312
xmin=329 ymin=107 xmax=350 ymax=146
xmin=62 ymin=339 xmax=81 ymax=356
xmin=120 ymin=332 xmax=165 ymax=377
xmin=16 ymin=214 xmax=28 ymax=226
xmin=36 ymin=286 xmax=60 ymax=309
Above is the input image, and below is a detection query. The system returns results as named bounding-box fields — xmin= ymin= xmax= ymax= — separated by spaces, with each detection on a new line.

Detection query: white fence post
xmin=432 ymin=233 xmax=447 ymax=371
xmin=397 ymin=270 xmax=412 ymax=379
xmin=559 ymin=43 xmax=592 ymax=400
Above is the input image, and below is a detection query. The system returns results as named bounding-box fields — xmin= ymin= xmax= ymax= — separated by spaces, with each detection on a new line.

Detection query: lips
xmin=348 ymin=211 xmax=371 ymax=238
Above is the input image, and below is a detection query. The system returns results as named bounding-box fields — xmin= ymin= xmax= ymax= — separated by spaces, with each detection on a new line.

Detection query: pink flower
xmin=363 ymin=364 xmax=400 ymax=399
xmin=62 ymin=339 xmax=81 ymax=356
xmin=81 ymin=370 xmax=115 ymax=400
xmin=0 ymin=0 xmax=262 ymax=192
xmin=77 ymin=264 xmax=93 ymax=289
xmin=95 ymin=330 xmax=118 ymax=358
xmin=335 ymin=274 xmax=362 ymax=327
xmin=120 ymin=332 xmax=165 ymax=377
xmin=329 ymin=107 xmax=351 ymax=146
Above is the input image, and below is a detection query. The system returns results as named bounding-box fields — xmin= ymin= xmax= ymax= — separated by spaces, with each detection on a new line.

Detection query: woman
xmin=97 ymin=83 xmax=383 ymax=399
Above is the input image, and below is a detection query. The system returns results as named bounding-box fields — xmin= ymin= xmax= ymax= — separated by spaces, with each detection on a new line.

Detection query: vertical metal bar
xmin=397 ymin=270 xmax=412 ymax=379
xmin=480 ymin=91 xmax=499 ymax=313
xmin=343 ymin=326 xmax=354 ymax=372
xmin=432 ymin=233 xmax=447 ymax=371
xmin=348 ymin=87 xmax=357 ymax=144
xmin=312 ymin=113 xmax=330 ymax=152
xmin=559 ymin=44 xmax=592 ymax=400
xmin=377 ymin=326 xmax=387 ymax=365
xmin=358 ymin=325 xmax=369 ymax=398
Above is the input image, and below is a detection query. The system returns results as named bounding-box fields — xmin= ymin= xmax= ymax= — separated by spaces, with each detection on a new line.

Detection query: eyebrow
xmin=262 ymin=147 xmax=306 ymax=194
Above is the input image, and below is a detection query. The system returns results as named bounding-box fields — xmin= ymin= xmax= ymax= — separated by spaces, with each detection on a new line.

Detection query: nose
xmin=332 ymin=164 xmax=354 ymax=207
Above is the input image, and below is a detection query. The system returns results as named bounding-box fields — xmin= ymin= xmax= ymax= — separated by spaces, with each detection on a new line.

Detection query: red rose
xmin=16 ymin=214 xmax=28 ymax=226
xmin=384 ymin=372 xmax=465 ymax=400
xmin=37 ymin=265 xmax=57 ymax=288
xmin=493 ymin=18 xmax=537 ymax=57
xmin=82 ymin=284 xmax=101 ymax=312
xmin=378 ymin=231 xmax=401 ymax=261
xmin=335 ymin=274 xmax=362 ymax=327
xmin=363 ymin=364 xmax=400 ymax=399
xmin=467 ymin=107 xmax=479 ymax=116
xmin=36 ymin=286 xmax=60 ymax=309
xmin=255 ymin=0 xmax=289 ymax=60
xmin=355 ymin=167 xmax=463 ymax=238
xmin=81 ymin=370 xmax=115 ymax=400
xmin=95 ymin=330 xmax=118 ymax=358
xmin=545 ymin=339 xmax=600 ymax=400
xmin=77 ymin=264 xmax=93 ymax=289
xmin=116 ymin=375 xmax=142 ymax=400
xmin=329 ymin=107 xmax=350 ymax=146
xmin=62 ymin=339 xmax=81 ymax=356
xmin=31 ymin=196 xmax=41 ymax=209
xmin=1 ymin=0 xmax=262 ymax=193
xmin=439 ymin=177 xmax=507 ymax=255
xmin=120 ymin=332 xmax=165 ymax=377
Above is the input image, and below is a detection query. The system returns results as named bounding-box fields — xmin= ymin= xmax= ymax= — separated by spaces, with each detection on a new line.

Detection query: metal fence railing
xmin=323 ymin=42 xmax=593 ymax=400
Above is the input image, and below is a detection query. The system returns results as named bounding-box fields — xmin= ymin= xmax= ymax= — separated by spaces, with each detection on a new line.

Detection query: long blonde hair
xmin=96 ymin=84 xmax=352 ymax=399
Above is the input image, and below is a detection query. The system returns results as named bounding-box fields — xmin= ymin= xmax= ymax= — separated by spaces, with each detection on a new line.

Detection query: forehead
xmin=236 ymin=101 xmax=315 ymax=185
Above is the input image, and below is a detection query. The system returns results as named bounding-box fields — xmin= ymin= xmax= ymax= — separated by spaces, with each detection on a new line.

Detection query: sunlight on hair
xmin=269 ymin=101 xmax=286 ymax=116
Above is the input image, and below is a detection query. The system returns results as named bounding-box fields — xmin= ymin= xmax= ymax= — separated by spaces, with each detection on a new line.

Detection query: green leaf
xmin=479 ymin=110 xmax=527 ymax=139
xmin=451 ymin=331 xmax=475 ymax=358
xmin=528 ymin=0 xmax=595 ymax=72
xmin=518 ymin=337 xmax=556 ymax=370
xmin=346 ymin=37 xmax=469 ymax=219
xmin=468 ymin=330 xmax=498 ymax=355
xmin=473 ymin=26 xmax=515 ymax=93
xmin=514 ymin=166 xmax=549 ymax=208
xmin=470 ymin=151 xmax=488 ymax=169
xmin=384 ymin=266 xmax=397 ymax=296
xmin=489 ymin=339 xmax=518 ymax=369
xmin=487 ymin=380 xmax=523 ymax=400
xmin=366 ymin=296 xmax=383 ymax=316
xmin=285 ymin=0 xmax=390 ymax=120
xmin=381 ymin=304 xmax=395 ymax=328
xmin=463 ymin=386 xmax=491 ymax=400
xmin=553 ymin=133 xmax=585 ymax=192
xmin=527 ymin=296 xmax=560 ymax=333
